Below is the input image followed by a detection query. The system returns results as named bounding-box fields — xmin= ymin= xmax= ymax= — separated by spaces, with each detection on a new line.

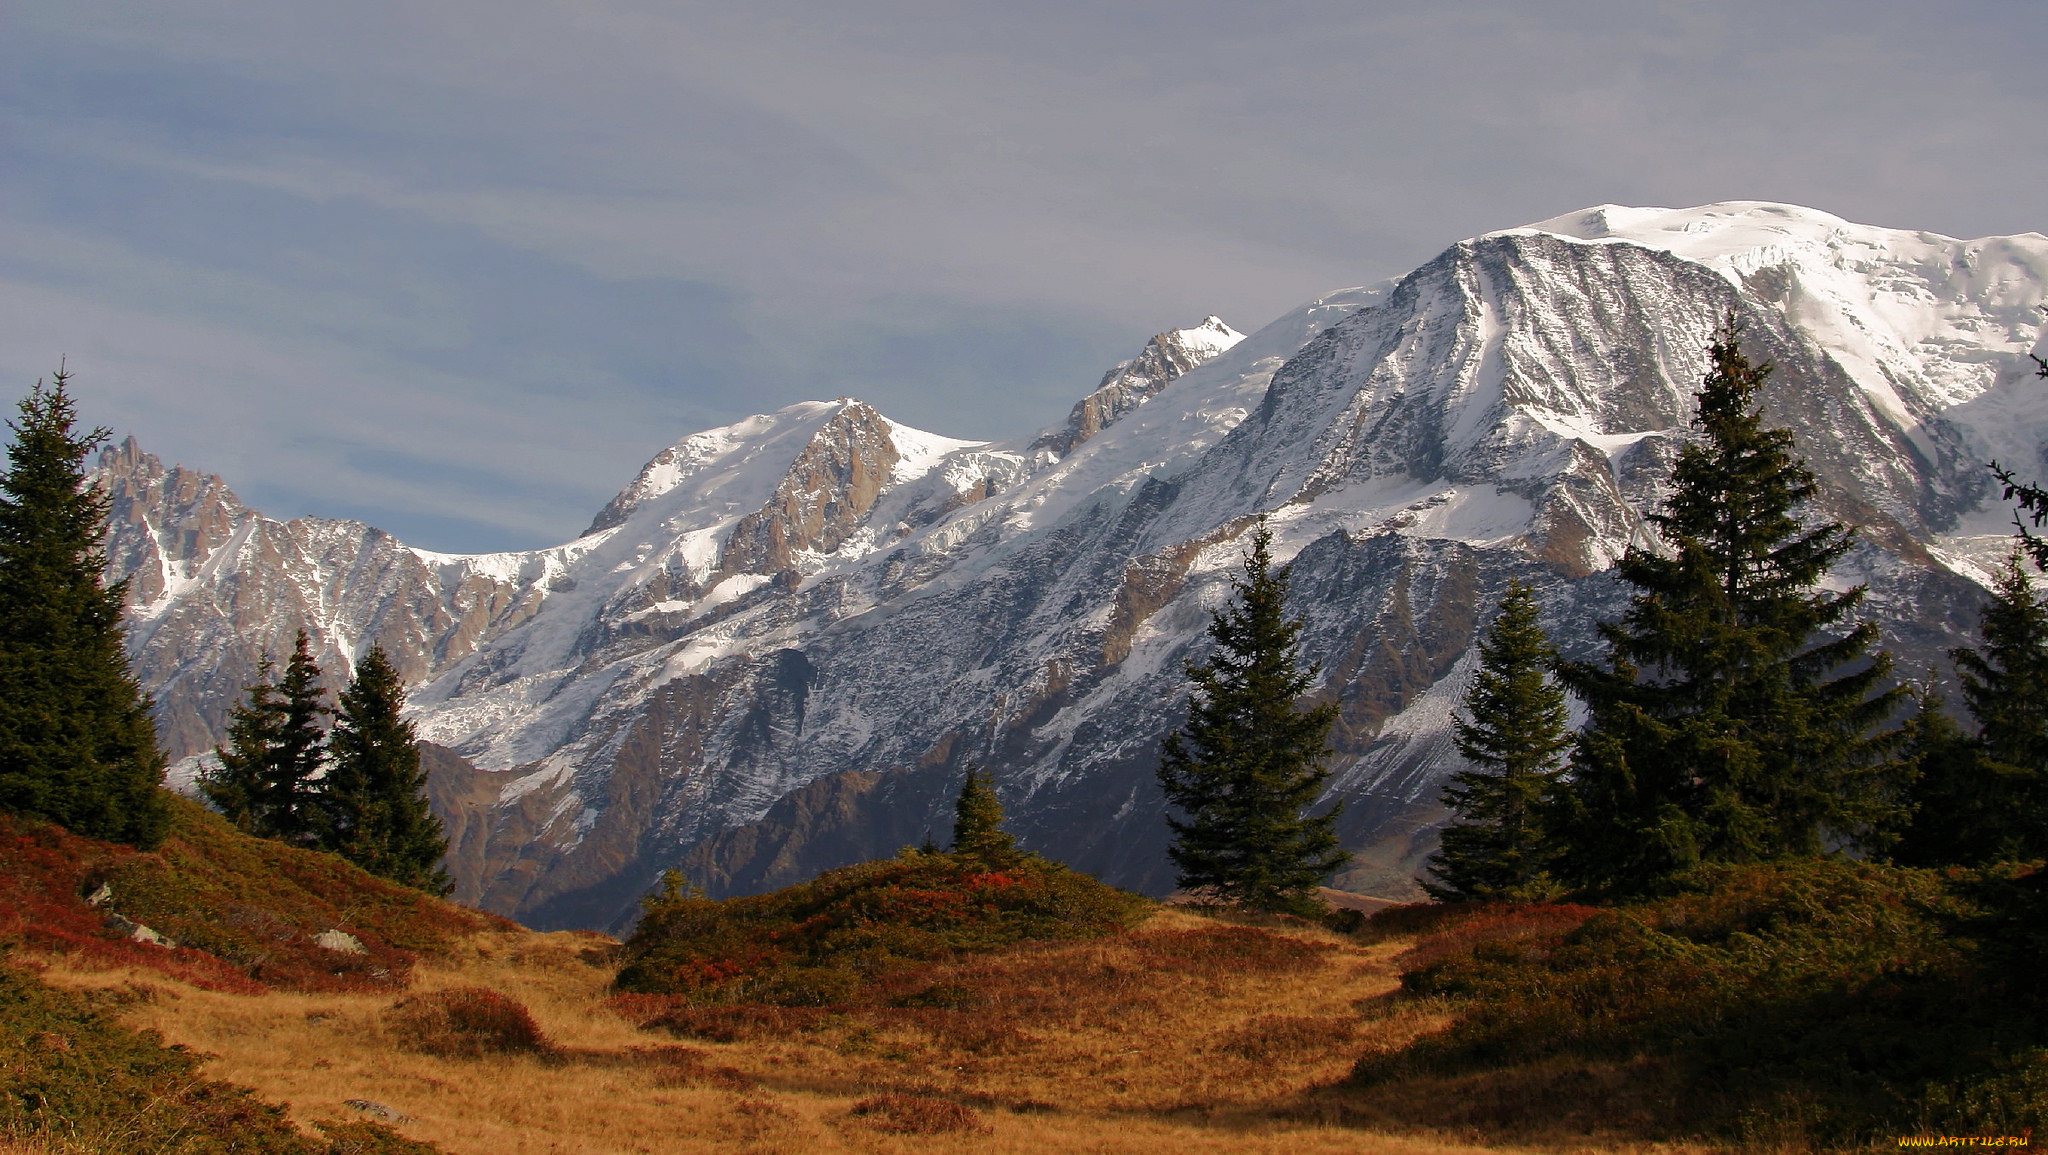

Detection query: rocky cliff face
xmin=1033 ymin=317 xmax=1245 ymax=457
xmin=102 ymin=203 xmax=2048 ymax=929
xmin=99 ymin=439 xmax=545 ymax=765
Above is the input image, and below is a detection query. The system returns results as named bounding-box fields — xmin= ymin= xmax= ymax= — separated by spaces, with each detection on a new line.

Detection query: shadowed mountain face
xmin=103 ymin=203 xmax=2048 ymax=930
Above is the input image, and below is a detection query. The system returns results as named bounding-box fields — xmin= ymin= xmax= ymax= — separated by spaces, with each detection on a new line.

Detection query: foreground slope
xmin=28 ymin=896 xmax=1539 ymax=1153
xmin=102 ymin=203 xmax=2048 ymax=928
xmin=0 ymin=795 xmax=507 ymax=1152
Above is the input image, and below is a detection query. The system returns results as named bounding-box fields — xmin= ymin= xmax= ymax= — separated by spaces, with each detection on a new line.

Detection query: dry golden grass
xmin=26 ymin=915 xmax=1717 ymax=1153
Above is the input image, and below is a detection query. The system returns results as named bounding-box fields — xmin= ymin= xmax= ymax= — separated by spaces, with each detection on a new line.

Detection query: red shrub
xmin=386 ymin=987 xmax=553 ymax=1058
xmin=849 ymin=1094 xmax=989 ymax=1135
xmin=1396 ymin=903 xmax=1599 ymax=973
xmin=1128 ymin=926 xmax=1333 ymax=978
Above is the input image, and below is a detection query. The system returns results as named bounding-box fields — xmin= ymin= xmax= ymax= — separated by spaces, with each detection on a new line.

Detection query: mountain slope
xmin=101 ymin=205 xmax=2048 ymax=929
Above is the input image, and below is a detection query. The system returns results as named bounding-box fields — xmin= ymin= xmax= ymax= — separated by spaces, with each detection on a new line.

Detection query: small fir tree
xmin=0 ymin=368 xmax=167 ymax=847
xmin=203 ymin=631 xmax=329 ymax=844
xmin=950 ymin=766 xmax=1017 ymax=865
xmin=200 ymin=656 xmax=285 ymax=833
xmin=324 ymin=645 xmax=451 ymax=895
xmin=1896 ymin=552 xmax=2048 ymax=865
xmin=1888 ymin=683 xmax=1989 ymax=866
xmin=267 ymin=631 xmax=330 ymax=844
xmin=1157 ymin=520 xmax=1348 ymax=915
xmin=1954 ymin=551 xmax=2048 ymax=782
xmin=1424 ymin=581 xmax=1570 ymax=901
xmin=1553 ymin=320 xmax=1903 ymax=892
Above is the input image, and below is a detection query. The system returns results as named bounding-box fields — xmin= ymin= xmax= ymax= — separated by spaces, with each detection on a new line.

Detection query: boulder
xmin=315 ymin=929 xmax=367 ymax=954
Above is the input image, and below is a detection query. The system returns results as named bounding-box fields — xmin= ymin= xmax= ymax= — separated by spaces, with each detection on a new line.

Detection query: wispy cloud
xmin=4 ymin=1 xmax=2044 ymax=551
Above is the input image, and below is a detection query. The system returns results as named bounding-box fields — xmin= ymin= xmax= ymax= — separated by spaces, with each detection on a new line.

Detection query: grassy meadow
xmin=6 ymin=796 xmax=2040 ymax=1152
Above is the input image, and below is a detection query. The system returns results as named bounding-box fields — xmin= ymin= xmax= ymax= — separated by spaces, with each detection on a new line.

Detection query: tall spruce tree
xmin=1424 ymin=581 xmax=1570 ymax=902
xmin=324 ymin=646 xmax=450 ymax=894
xmin=0 ymin=368 xmax=167 ymax=847
xmin=950 ymin=766 xmax=1017 ymax=866
xmin=1896 ymin=552 xmax=2048 ymax=865
xmin=1553 ymin=320 xmax=1902 ymax=892
xmin=1157 ymin=521 xmax=1348 ymax=915
xmin=202 ymin=630 xmax=328 ymax=844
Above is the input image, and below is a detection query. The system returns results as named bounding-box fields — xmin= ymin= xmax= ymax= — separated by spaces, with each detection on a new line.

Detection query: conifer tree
xmin=1424 ymin=581 xmax=1569 ymax=901
xmin=323 ymin=645 xmax=450 ymax=894
xmin=1888 ymin=683 xmax=1991 ymax=866
xmin=950 ymin=766 xmax=1017 ymax=865
xmin=1157 ymin=521 xmax=1348 ymax=915
xmin=1896 ymin=552 xmax=2048 ymax=865
xmin=200 ymin=656 xmax=285 ymax=833
xmin=1553 ymin=320 xmax=1902 ymax=892
xmin=0 ymin=368 xmax=167 ymax=847
xmin=1956 ymin=551 xmax=2048 ymax=780
xmin=202 ymin=631 xmax=328 ymax=844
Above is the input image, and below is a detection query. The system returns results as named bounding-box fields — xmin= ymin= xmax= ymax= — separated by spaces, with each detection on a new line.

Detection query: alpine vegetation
xmin=204 ymin=633 xmax=451 ymax=894
xmin=1892 ymin=548 xmax=2048 ymax=866
xmin=203 ymin=630 xmax=330 ymax=846
xmin=1423 ymin=580 xmax=1569 ymax=902
xmin=0 ymin=368 xmax=166 ymax=848
xmin=1156 ymin=520 xmax=1348 ymax=915
xmin=614 ymin=771 xmax=1145 ymax=1004
xmin=1353 ymin=327 xmax=2048 ymax=1147
xmin=324 ymin=646 xmax=453 ymax=896
xmin=949 ymin=767 xmax=1017 ymax=866
xmin=1549 ymin=321 xmax=1903 ymax=893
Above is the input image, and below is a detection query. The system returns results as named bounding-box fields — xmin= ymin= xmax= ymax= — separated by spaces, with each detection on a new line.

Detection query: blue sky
xmin=5 ymin=1 xmax=2045 ymax=552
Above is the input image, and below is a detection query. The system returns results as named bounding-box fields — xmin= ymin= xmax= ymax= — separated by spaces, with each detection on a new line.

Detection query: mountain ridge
xmin=100 ymin=201 xmax=2048 ymax=929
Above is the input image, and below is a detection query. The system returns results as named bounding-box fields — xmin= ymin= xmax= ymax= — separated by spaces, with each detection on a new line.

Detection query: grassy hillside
xmin=0 ymin=792 xmax=507 ymax=1152
xmin=0 ymin=962 xmax=436 ymax=1154
xmin=613 ymin=847 xmax=1150 ymax=1004
xmin=21 ymin=793 xmax=2032 ymax=1150
xmin=1334 ymin=861 xmax=2048 ymax=1147
xmin=42 ymin=906 xmax=1516 ymax=1154
xmin=1 ymin=794 xmax=504 ymax=995
xmin=4 ymin=804 xmax=1531 ymax=1153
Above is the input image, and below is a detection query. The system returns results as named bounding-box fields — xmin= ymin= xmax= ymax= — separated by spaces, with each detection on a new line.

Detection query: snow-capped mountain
xmin=100 ymin=202 xmax=2048 ymax=930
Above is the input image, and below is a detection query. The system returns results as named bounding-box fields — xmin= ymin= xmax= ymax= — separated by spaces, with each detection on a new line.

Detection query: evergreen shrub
xmin=1353 ymin=860 xmax=2048 ymax=1143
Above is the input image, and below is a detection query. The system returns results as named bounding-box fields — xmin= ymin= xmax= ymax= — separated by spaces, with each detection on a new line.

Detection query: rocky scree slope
xmin=101 ymin=203 xmax=2048 ymax=930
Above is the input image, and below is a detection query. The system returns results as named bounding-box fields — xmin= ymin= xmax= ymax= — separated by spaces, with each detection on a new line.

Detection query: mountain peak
xmin=1495 ymin=201 xmax=2048 ymax=418
xmin=98 ymin=204 xmax=2048 ymax=930
xmin=1033 ymin=316 xmax=1247 ymax=457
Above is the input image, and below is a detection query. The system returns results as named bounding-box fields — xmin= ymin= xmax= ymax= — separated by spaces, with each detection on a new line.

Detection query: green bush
xmin=1353 ymin=860 xmax=2048 ymax=1144
xmin=613 ymin=848 xmax=1149 ymax=1005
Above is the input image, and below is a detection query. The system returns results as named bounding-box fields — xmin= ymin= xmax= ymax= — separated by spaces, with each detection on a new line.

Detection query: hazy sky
xmin=5 ymin=1 xmax=2045 ymax=552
